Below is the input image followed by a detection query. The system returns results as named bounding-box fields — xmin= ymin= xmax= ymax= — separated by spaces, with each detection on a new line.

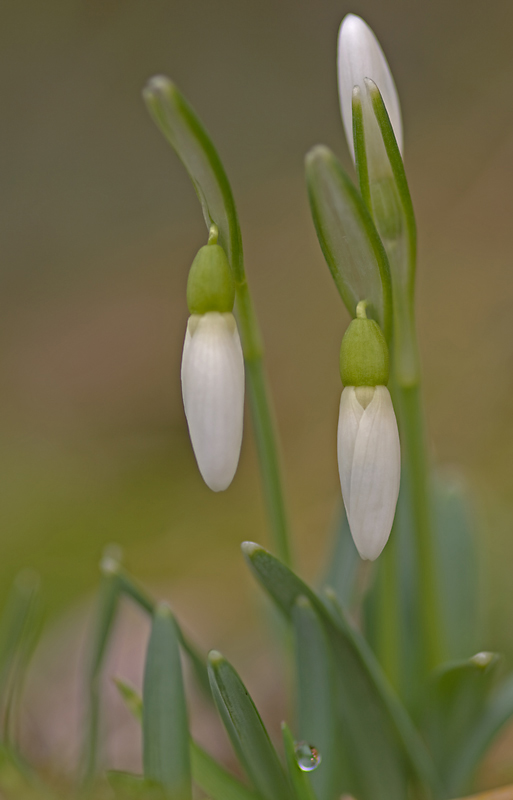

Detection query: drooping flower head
xmin=181 ymin=230 xmax=244 ymax=492
xmin=337 ymin=302 xmax=400 ymax=560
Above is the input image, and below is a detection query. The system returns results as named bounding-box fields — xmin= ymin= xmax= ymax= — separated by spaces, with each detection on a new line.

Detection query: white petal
xmin=337 ymin=14 xmax=403 ymax=162
xmin=337 ymin=386 xmax=365 ymax=520
xmin=338 ymin=385 xmax=400 ymax=560
xmin=181 ymin=312 xmax=244 ymax=492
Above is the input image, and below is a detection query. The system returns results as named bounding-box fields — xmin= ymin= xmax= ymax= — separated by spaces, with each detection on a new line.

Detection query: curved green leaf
xmin=143 ymin=604 xmax=191 ymax=800
xmin=241 ymin=542 xmax=440 ymax=800
xmin=143 ymin=76 xmax=243 ymax=283
xmin=208 ymin=650 xmax=292 ymax=800
xmin=305 ymin=144 xmax=392 ymax=338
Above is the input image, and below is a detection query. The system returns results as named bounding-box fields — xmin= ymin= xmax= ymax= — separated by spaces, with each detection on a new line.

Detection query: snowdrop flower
xmin=181 ymin=230 xmax=244 ymax=491
xmin=337 ymin=14 xmax=403 ymax=165
xmin=337 ymin=302 xmax=400 ymax=560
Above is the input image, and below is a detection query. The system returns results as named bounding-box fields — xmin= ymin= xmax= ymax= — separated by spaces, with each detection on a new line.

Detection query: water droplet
xmin=294 ymin=741 xmax=322 ymax=772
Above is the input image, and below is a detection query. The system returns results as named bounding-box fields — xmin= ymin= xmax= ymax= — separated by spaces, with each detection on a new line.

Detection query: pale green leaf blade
xmin=143 ymin=603 xmax=191 ymax=800
xmin=143 ymin=76 xmax=243 ymax=281
xmin=292 ymin=596 xmax=342 ymax=800
xmin=207 ymin=650 xmax=292 ymax=800
xmin=241 ymin=542 xmax=440 ymax=800
xmin=281 ymin=722 xmax=318 ymax=800
xmin=305 ymin=144 xmax=392 ymax=337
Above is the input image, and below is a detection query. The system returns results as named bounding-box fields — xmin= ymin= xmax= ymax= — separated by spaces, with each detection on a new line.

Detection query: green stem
xmin=396 ymin=380 xmax=443 ymax=674
xmin=375 ymin=533 xmax=401 ymax=692
xmin=235 ymin=274 xmax=293 ymax=568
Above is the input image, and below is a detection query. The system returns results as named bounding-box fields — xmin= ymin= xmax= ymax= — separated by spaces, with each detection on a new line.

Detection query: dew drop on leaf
xmin=294 ymin=741 xmax=322 ymax=772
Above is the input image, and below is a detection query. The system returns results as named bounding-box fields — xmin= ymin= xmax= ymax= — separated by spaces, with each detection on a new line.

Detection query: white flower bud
xmin=181 ymin=312 xmax=244 ymax=492
xmin=337 ymin=385 xmax=400 ymax=560
xmin=337 ymin=14 xmax=403 ymax=163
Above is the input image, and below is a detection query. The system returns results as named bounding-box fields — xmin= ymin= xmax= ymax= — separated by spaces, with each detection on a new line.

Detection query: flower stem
xmin=395 ymin=380 xmax=443 ymax=674
xmin=234 ymin=274 xmax=293 ymax=568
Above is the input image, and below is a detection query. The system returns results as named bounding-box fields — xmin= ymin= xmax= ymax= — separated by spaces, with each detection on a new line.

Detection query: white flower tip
xmin=337 ymin=385 xmax=400 ymax=561
xmin=181 ymin=312 xmax=245 ymax=492
xmin=337 ymin=13 xmax=403 ymax=159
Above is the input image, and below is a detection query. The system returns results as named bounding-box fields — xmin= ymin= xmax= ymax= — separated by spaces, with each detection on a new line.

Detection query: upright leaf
xmin=292 ymin=595 xmax=342 ymax=800
xmin=208 ymin=651 xmax=292 ymax=800
xmin=143 ymin=604 xmax=191 ymax=800
xmin=114 ymin=678 xmax=261 ymax=800
xmin=281 ymin=722 xmax=318 ymax=800
xmin=305 ymin=144 xmax=392 ymax=337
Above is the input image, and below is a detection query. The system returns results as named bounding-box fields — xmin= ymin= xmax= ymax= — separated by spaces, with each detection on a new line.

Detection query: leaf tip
xmin=207 ymin=649 xmax=225 ymax=667
xmin=155 ymin=601 xmax=173 ymax=619
xmin=240 ymin=541 xmax=264 ymax=559
xmin=143 ymin=74 xmax=176 ymax=104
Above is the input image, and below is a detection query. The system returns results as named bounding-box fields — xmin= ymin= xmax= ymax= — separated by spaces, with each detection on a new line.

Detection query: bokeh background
xmin=2 ymin=0 xmax=513 ymax=786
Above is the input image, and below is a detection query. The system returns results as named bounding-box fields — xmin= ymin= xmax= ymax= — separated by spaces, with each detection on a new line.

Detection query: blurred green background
xmin=2 ymin=0 xmax=513 ymax=777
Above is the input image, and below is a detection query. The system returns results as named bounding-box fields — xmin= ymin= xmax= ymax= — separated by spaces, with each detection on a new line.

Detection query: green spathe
xmin=340 ymin=304 xmax=389 ymax=386
xmin=187 ymin=241 xmax=235 ymax=315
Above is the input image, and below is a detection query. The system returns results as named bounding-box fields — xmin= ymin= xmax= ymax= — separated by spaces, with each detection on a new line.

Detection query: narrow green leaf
xmin=242 ymin=542 xmax=440 ymax=800
xmin=319 ymin=504 xmax=360 ymax=613
xmin=443 ymin=670 xmax=513 ymax=797
xmin=281 ymin=722 xmax=318 ymax=800
xmin=305 ymin=144 xmax=392 ymax=338
xmin=191 ymin=740 xmax=262 ymax=800
xmin=292 ymin=596 xmax=342 ymax=800
xmin=143 ymin=603 xmax=191 ymax=800
xmin=82 ymin=557 xmax=121 ymax=784
xmin=143 ymin=76 xmax=243 ymax=282
xmin=352 ymin=85 xmax=371 ymax=210
xmin=208 ymin=650 xmax=292 ymax=800
xmin=421 ymin=653 xmax=500 ymax=790
xmin=366 ymin=78 xmax=416 ymax=275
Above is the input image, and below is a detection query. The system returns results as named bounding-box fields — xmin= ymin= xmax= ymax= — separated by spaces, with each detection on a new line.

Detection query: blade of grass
xmin=208 ymin=650 xmax=292 ymax=800
xmin=142 ymin=603 xmax=191 ymax=800
xmin=292 ymin=595 xmax=342 ymax=800
xmin=281 ymin=722 xmax=318 ymax=800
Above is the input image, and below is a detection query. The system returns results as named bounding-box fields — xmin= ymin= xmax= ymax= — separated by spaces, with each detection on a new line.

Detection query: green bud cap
xmin=186 ymin=242 xmax=235 ymax=314
xmin=340 ymin=303 xmax=389 ymax=386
